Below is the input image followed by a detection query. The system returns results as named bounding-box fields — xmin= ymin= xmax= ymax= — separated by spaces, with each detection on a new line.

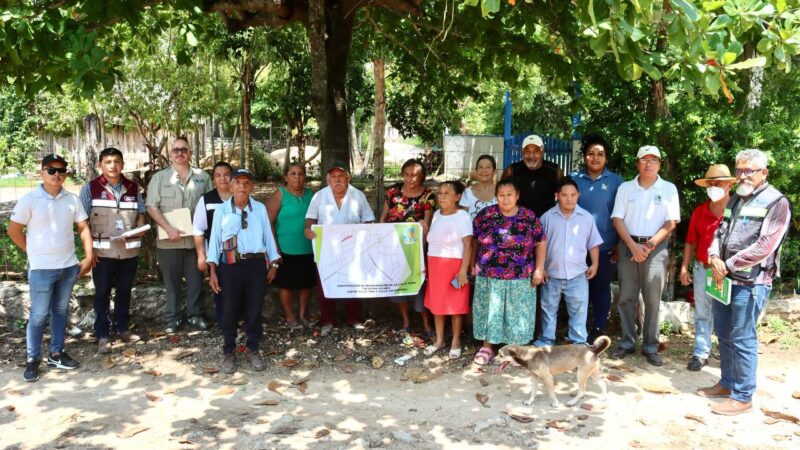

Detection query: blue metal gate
xmin=503 ymin=132 xmax=573 ymax=173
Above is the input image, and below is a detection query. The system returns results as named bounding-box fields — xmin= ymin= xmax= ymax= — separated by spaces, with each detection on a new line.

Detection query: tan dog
xmin=497 ymin=336 xmax=611 ymax=407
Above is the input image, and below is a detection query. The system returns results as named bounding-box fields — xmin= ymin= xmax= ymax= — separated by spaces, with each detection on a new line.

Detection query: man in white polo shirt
xmin=304 ymin=164 xmax=375 ymax=335
xmin=8 ymin=154 xmax=94 ymax=382
xmin=609 ymin=145 xmax=680 ymax=366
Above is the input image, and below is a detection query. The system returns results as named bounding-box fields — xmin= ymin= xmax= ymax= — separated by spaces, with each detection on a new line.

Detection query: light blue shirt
xmin=207 ymin=197 xmax=280 ymax=265
xmin=540 ymin=204 xmax=604 ymax=280
xmin=571 ymin=168 xmax=623 ymax=251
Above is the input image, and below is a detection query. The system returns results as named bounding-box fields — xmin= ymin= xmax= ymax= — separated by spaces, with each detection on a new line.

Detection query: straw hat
xmin=694 ymin=164 xmax=736 ymax=187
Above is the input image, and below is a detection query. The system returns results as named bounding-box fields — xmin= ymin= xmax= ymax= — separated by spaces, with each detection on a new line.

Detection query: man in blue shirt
xmin=570 ymin=134 xmax=624 ymax=342
xmin=207 ymin=169 xmax=281 ymax=374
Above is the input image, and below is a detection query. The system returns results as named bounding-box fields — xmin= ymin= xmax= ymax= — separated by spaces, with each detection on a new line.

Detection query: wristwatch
xmin=645 ymin=240 xmax=656 ymax=250
xmin=270 ymin=262 xmax=280 ymax=269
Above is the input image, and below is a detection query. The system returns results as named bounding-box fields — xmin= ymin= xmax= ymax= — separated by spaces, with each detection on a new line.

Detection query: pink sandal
xmin=473 ymin=347 xmax=494 ymax=366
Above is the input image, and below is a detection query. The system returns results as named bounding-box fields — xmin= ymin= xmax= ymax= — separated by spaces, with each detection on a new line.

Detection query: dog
xmin=497 ymin=336 xmax=611 ymax=408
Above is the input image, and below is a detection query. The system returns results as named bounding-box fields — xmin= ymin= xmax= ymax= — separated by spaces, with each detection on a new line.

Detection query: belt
xmin=630 ymin=235 xmax=652 ymax=244
xmin=240 ymin=253 xmax=266 ymax=260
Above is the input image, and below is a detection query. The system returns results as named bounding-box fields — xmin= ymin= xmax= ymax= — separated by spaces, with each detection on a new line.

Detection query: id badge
xmin=115 ymin=220 xmax=125 ymax=231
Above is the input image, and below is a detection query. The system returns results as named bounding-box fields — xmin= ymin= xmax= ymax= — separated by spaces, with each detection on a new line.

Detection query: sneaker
xmin=98 ymin=338 xmax=112 ymax=355
xmin=246 ymin=349 xmax=265 ymax=371
xmin=687 ymin=356 xmax=708 ymax=371
xmin=188 ymin=316 xmax=209 ymax=330
xmin=23 ymin=359 xmax=40 ymax=382
xmin=352 ymin=322 xmax=366 ymax=330
xmin=46 ymin=351 xmax=80 ymax=370
xmin=118 ymin=332 xmax=141 ymax=343
xmin=165 ymin=321 xmax=182 ymax=334
xmin=221 ymin=353 xmax=236 ymax=374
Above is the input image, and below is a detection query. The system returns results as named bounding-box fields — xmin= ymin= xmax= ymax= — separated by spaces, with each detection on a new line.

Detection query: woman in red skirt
xmin=424 ymin=181 xmax=473 ymax=359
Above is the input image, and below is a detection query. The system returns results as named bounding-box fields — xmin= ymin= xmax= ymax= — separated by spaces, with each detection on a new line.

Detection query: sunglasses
xmin=241 ymin=209 xmax=248 ymax=230
xmin=171 ymin=147 xmax=190 ymax=154
xmin=44 ymin=167 xmax=68 ymax=175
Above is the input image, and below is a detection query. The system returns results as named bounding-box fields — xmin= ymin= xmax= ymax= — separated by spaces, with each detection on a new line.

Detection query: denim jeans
xmin=27 ymin=265 xmax=79 ymax=360
xmin=534 ymin=275 xmax=589 ymax=346
xmin=692 ymin=263 xmax=714 ymax=359
xmin=713 ymin=283 xmax=770 ymax=403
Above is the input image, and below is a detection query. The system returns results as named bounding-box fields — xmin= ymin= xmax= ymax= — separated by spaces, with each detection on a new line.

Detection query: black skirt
xmin=273 ymin=253 xmax=317 ymax=290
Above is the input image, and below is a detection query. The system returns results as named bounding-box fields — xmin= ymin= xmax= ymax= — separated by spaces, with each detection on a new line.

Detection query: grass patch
xmin=0 ymin=177 xmax=36 ymax=188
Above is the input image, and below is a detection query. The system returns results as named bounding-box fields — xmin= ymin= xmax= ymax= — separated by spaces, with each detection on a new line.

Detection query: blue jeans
xmin=588 ymin=250 xmax=616 ymax=332
xmin=27 ymin=265 xmax=79 ymax=360
xmin=534 ymin=275 xmax=589 ymax=346
xmin=713 ymin=283 xmax=770 ymax=403
xmin=692 ymin=263 xmax=714 ymax=359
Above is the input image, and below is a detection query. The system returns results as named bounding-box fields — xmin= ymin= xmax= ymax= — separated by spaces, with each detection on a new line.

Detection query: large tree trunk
xmin=307 ymin=0 xmax=353 ymax=173
xmin=372 ymin=58 xmax=386 ymax=217
xmin=241 ymin=59 xmax=255 ymax=170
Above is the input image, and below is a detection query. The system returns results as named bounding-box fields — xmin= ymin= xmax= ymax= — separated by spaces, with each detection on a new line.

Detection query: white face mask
xmin=706 ymin=186 xmax=726 ymax=202
xmin=736 ymin=183 xmax=754 ymax=197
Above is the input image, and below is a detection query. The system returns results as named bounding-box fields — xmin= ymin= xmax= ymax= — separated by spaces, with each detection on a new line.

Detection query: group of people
xmin=9 ymin=135 xmax=791 ymax=417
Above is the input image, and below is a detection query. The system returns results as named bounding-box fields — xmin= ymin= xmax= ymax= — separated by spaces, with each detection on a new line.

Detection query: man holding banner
xmin=304 ymin=164 xmax=375 ymax=335
xmin=699 ymin=149 xmax=791 ymax=416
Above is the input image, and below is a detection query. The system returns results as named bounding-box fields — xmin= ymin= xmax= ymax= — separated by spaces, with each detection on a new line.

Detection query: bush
xmin=252 ymin=148 xmax=282 ymax=181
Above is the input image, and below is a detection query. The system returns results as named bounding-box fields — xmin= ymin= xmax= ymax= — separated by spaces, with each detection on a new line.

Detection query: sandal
xmin=449 ymin=347 xmax=462 ymax=359
xmin=286 ymin=320 xmax=303 ymax=330
xmin=473 ymin=347 xmax=494 ymax=366
xmin=424 ymin=344 xmax=444 ymax=356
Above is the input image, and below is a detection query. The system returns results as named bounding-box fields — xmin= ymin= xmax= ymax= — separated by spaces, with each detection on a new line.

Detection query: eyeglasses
xmin=171 ymin=147 xmax=190 ymax=154
xmin=241 ymin=209 xmax=248 ymax=230
xmin=638 ymin=158 xmax=660 ymax=165
xmin=736 ymin=167 xmax=763 ymax=177
xmin=44 ymin=167 xmax=68 ymax=175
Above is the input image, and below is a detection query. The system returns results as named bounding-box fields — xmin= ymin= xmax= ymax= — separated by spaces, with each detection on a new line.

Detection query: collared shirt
xmin=305 ymin=185 xmax=375 ymax=225
xmin=206 ymin=197 xmax=280 ymax=265
xmin=686 ymin=200 xmax=723 ymax=265
xmin=10 ymin=184 xmax=88 ymax=270
xmin=79 ymin=180 xmax=145 ymax=216
xmin=611 ymin=175 xmax=681 ymax=237
xmin=146 ymin=166 xmax=212 ymax=249
xmin=540 ymin=204 xmax=603 ymax=279
xmin=571 ymin=168 xmax=623 ymax=250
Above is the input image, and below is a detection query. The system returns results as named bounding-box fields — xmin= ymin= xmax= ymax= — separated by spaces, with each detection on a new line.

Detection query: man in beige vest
xmin=80 ymin=148 xmax=147 ymax=354
xmin=146 ymin=137 xmax=212 ymax=333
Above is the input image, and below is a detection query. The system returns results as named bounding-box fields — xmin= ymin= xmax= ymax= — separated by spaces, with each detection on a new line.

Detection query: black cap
xmin=231 ymin=168 xmax=254 ymax=180
xmin=42 ymin=154 xmax=68 ymax=167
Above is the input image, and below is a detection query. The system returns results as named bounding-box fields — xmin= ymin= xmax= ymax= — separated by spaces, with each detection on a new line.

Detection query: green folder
xmin=705 ymin=268 xmax=732 ymax=305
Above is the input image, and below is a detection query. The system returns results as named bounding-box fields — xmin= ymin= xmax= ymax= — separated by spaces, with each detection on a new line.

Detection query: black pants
xmin=93 ymin=256 xmax=138 ymax=339
xmin=219 ymin=258 xmax=267 ymax=354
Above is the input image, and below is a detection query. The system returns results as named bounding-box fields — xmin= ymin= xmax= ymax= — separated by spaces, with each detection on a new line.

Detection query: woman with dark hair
xmin=471 ymin=179 xmax=546 ymax=365
xmin=379 ymin=158 xmax=434 ymax=335
xmin=460 ymin=154 xmax=498 ymax=218
xmin=570 ymin=133 xmax=624 ymax=341
xmin=266 ymin=162 xmax=315 ymax=329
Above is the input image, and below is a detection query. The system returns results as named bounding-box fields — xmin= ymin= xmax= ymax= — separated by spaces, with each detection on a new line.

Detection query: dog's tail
xmin=591 ymin=336 xmax=611 ymax=355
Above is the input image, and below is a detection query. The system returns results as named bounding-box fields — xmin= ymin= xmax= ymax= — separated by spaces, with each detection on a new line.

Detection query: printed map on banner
xmin=311 ymin=223 xmax=425 ymax=299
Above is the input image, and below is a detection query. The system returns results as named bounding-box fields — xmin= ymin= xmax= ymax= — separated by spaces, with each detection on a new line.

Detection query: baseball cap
xmin=521 ymin=134 xmax=544 ymax=149
xmin=326 ymin=163 xmax=349 ymax=175
xmin=231 ymin=168 xmax=254 ymax=180
xmin=636 ymin=145 xmax=661 ymax=159
xmin=42 ymin=154 xmax=68 ymax=168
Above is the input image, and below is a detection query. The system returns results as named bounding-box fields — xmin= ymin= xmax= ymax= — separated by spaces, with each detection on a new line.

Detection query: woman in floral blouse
xmin=379 ymin=158 xmax=435 ymax=335
xmin=471 ymin=179 xmax=547 ymax=365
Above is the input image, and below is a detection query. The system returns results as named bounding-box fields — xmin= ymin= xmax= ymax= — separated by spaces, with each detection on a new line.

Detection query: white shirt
xmin=305 ymin=185 xmax=375 ymax=225
xmin=10 ymin=185 xmax=88 ymax=270
xmin=611 ymin=175 xmax=681 ymax=236
xmin=459 ymin=187 xmax=497 ymax=219
xmin=427 ymin=209 xmax=473 ymax=259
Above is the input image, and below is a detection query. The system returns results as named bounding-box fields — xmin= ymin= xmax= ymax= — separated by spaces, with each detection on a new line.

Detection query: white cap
xmin=521 ymin=134 xmax=544 ymax=149
xmin=636 ymin=145 xmax=661 ymax=159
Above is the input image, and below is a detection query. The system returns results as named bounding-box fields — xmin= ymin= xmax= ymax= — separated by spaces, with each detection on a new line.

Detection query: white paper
xmin=109 ymin=224 xmax=151 ymax=241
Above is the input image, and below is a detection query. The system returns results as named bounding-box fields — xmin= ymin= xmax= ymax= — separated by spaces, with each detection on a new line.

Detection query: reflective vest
xmin=89 ymin=175 xmax=141 ymax=259
xmin=717 ymin=183 xmax=786 ymax=282
xmin=202 ymin=189 xmax=224 ymax=241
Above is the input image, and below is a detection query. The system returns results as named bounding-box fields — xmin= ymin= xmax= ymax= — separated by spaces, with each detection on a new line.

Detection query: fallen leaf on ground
xmin=291 ymin=376 xmax=310 ymax=385
xmin=757 ymin=389 xmax=774 ymax=398
xmin=479 ymin=378 xmax=489 ymax=387
xmin=767 ymin=375 xmax=786 ymax=383
xmin=315 ymin=429 xmax=330 ymax=438
xmin=342 ymin=364 xmax=355 ymax=373
xmin=149 ymin=331 xmax=166 ymax=338
xmin=794 ymin=431 xmax=800 ymax=437
xmin=178 ymin=440 xmax=194 ymax=445
xmin=630 ymin=440 xmax=644 ymax=448
xmin=580 ymin=402 xmax=606 ymax=411
xmin=577 ymin=414 xmax=589 ymax=420
xmin=638 ymin=383 xmax=678 ymax=394
xmin=236 ymin=345 xmax=246 ymax=353
xmin=168 ymin=335 xmax=181 ymax=344
xmin=164 ymin=388 xmax=177 ymax=394
xmin=268 ymin=426 xmax=299 ymax=435
xmin=6 ymin=405 xmax=15 ymax=412
xmin=100 ymin=356 xmax=116 ymax=370
xmin=764 ymin=417 xmax=781 ymax=425
xmin=685 ymin=414 xmax=706 ymax=425
xmin=263 ymin=349 xmax=279 ymax=357
xmin=254 ymin=399 xmax=279 ymax=406
xmin=372 ymin=356 xmax=384 ymax=369
xmin=268 ymin=381 xmax=284 ymax=395
xmin=476 ymin=393 xmax=489 ymax=406
xmin=297 ymin=382 xmax=308 ymax=394
xmin=175 ymin=350 xmax=196 ymax=360
xmin=792 ymin=391 xmax=800 ymax=399
xmin=144 ymin=392 xmax=161 ymax=402
xmin=230 ymin=377 xmax=249 ymax=385
xmin=122 ymin=348 xmax=136 ymax=357
xmin=761 ymin=408 xmax=800 ymax=424
xmin=118 ymin=426 xmax=149 ymax=438
xmin=256 ymin=417 xmax=270 ymax=424
xmin=545 ymin=420 xmax=569 ymax=430
xmin=657 ymin=342 xmax=667 ymax=353
xmin=143 ymin=369 xmax=162 ymax=377
xmin=278 ymin=359 xmax=299 ymax=367
xmin=504 ymin=412 xmax=534 ymax=423
xmin=607 ymin=374 xmax=623 ymax=382
xmin=334 ymin=354 xmax=347 ymax=362
xmin=214 ymin=386 xmax=235 ymax=396
xmin=202 ymin=367 xmax=219 ymax=374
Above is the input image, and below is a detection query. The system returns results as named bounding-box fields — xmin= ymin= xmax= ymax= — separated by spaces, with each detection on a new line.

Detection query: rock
xmin=391 ymin=430 xmax=417 ymax=443
xmin=473 ymin=416 xmax=506 ymax=434
xmin=1 ymin=285 xmax=20 ymax=298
